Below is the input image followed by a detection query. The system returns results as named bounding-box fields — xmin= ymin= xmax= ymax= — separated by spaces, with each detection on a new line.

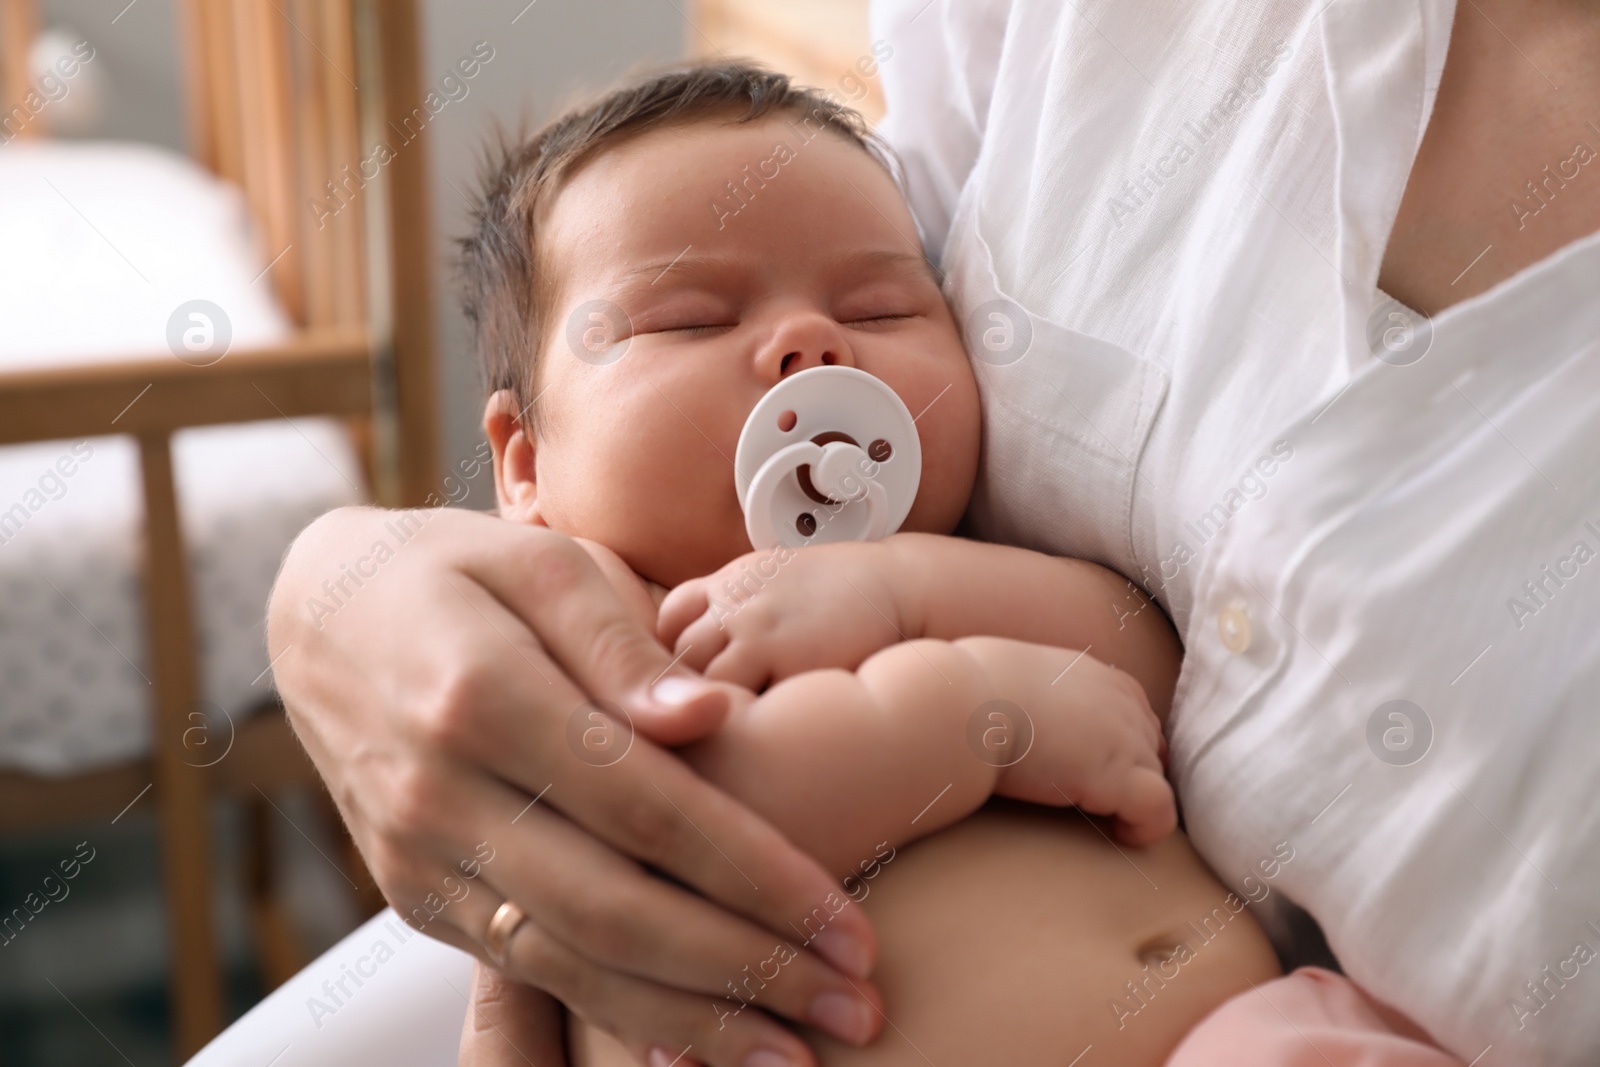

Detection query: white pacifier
xmin=735 ymin=365 xmax=922 ymax=549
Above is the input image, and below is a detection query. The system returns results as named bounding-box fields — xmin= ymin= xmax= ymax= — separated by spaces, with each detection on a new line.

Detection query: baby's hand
xmin=658 ymin=541 xmax=908 ymax=690
xmin=956 ymin=636 xmax=1175 ymax=846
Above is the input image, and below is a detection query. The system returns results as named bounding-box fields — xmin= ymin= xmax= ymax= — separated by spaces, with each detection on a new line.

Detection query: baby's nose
xmin=779 ymin=349 xmax=841 ymax=376
xmin=758 ymin=312 xmax=858 ymax=381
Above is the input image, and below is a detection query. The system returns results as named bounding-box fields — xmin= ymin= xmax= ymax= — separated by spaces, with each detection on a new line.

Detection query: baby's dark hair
xmin=457 ymin=59 xmax=897 ymax=436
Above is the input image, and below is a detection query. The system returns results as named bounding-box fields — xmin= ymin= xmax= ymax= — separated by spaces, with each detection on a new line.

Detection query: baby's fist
xmin=957 ymin=637 xmax=1176 ymax=847
xmin=657 ymin=542 xmax=907 ymax=691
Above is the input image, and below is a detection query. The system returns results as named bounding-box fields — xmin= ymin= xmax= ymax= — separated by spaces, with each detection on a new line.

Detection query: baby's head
xmin=463 ymin=61 xmax=980 ymax=587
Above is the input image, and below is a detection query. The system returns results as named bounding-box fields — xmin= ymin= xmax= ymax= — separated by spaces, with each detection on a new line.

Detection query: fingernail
xmin=651 ymin=1049 xmax=705 ymax=1067
xmin=809 ymin=991 xmax=874 ymax=1045
xmin=650 ymin=675 xmax=712 ymax=708
xmin=810 ymin=927 xmax=871 ymax=978
xmin=743 ymin=1049 xmax=800 ymax=1067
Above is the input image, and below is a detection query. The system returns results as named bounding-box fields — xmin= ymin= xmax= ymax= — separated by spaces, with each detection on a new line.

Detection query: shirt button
xmin=1217 ymin=601 xmax=1252 ymax=653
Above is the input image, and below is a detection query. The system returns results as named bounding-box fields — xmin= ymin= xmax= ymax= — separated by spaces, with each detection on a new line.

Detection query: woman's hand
xmin=658 ymin=541 xmax=908 ymax=691
xmin=267 ymin=506 xmax=881 ymax=1067
xmin=458 ymin=963 xmax=568 ymax=1066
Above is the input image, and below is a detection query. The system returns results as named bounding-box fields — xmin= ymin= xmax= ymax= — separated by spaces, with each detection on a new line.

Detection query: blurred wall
xmin=30 ymin=0 xmax=689 ymax=512
xmin=35 ymin=0 xmax=187 ymax=151
xmin=419 ymin=1 xmax=690 ymax=509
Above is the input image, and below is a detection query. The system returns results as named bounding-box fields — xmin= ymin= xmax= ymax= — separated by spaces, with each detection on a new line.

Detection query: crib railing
xmin=0 ymin=0 xmax=438 ymax=1056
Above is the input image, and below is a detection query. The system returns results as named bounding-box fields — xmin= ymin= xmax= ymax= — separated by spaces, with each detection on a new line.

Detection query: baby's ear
xmin=483 ymin=389 xmax=542 ymax=524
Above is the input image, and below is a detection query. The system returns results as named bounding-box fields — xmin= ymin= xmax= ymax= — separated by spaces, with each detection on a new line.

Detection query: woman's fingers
xmin=494 ymin=904 xmax=827 ymax=1067
xmin=482 ymin=801 xmax=882 ymax=1044
xmin=364 ymin=739 xmax=882 ymax=1049
xmin=446 ymin=882 xmax=851 ymax=1067
xmin=408 ymin=755 xmax=884 ymax=1047
xmin=558 ymin=740 xmax=877 ymax=979
xmin=458 ymin=962 xmax=568 ymax=1067
xmin=418 ymin=562 xmax=880 ymax=989
xmin=269 ymin=508 xmax=880 ymax=1053
xmin=460 ymin=525 xmax=728 ymax=745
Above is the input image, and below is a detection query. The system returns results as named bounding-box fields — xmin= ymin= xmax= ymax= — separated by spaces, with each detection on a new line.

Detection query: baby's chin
xmin=629 ymin=495 xmax=970 ymax=587
xmin=618 ymin=525 xmax=757 ymax=590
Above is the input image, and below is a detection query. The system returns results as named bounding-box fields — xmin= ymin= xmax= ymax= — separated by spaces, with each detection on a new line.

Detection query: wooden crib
xmin=0 ymin=0 xmax=437 ymax=1055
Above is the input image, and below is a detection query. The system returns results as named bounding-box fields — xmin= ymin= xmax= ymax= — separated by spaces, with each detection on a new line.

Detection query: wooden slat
xmin=139 ymin=431 xmax=223 ymax=1055
xmin=321 ymin=0 xmax=365 ymax=327
xmin=689 ymin=0 xmax=885 ymax=123
xmin=231 ymin=0 xmax=303 ymax=325
xmin=231 ymin=0 xmax=276 ymax=313
xmin=230 ymin=0 xmax=266 ymax=228
xmin=255 ymin=0 xmax=304 ymax=324
xmin=374 ymin=0 xmax=439 ymax=506
xmin=291 ymin=0 xmax=336 ymax=328
xmin=0 ymin=2 xmax=421 ymax=1052
xmin=0 ymin=760 xmax=151 ymax=831
xmin=0 ymin=0 xmax=39 ymax=138
xmin=0 ymin=329 xmax=372 ymax=445
xmin=245 ymin=794 xmax=309 ymax=989
xmin=0 ymin=709 xmax=319 ymax=832
xmin=176 ymin=0 xmax=215 ymax=170
xmin=205 ymin=0 xmax=246 ymax=187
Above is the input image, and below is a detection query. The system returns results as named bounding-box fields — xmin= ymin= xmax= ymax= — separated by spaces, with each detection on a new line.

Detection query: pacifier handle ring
xmin=813 ymin=440 xmax=872 ymax=502
xmin=743 ymin=440 xmax=891 ymax=548
xmin=859 ymin=481 xmax=889 ymax=540
xmin=744 ymin=441 xmax=820 ymax=550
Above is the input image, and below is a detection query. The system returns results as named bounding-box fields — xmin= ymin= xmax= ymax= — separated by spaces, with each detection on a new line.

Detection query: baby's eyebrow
xmin=618 ymin=252 xmax=731 ymax=289
xmin=832 ymin=248 xmax=942 ymax=286
xmin=615 ymin=248 xmax=937 ymax=291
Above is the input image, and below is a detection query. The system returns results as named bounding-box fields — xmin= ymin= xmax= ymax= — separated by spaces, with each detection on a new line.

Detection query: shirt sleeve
xmin=869 ymin=0 xmax=1012 ymax=265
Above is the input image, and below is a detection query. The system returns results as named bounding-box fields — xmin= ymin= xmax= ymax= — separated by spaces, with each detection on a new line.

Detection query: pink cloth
xmin=1166 ymin=968 xmax=1467 ymax=1067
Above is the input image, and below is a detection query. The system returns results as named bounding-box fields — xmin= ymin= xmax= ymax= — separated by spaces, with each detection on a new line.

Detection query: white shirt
xmin=874 ymin=2 xmax=1600 ymax=1064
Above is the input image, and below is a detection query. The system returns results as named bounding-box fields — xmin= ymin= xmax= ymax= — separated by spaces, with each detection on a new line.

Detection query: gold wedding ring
xmin=484 ymin=900 xmax=528 ymax=966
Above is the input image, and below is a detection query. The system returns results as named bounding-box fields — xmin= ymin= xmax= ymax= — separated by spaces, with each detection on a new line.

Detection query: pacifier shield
xmin=735 ymin=366 xmax=922 ymax=549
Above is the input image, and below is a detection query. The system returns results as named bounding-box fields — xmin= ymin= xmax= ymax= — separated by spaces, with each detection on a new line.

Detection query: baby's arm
xmin=660 ymin=534 xmax=1181 ymax=721
xmin=885 ymin=533 xmax=1180 ymax=721
xmin=681 ymin=633 xmax=1174 ymax=881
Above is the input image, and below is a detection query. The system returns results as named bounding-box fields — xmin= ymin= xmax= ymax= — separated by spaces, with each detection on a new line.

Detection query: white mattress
xmin=0 ymin=142 xmax=365 ymax=774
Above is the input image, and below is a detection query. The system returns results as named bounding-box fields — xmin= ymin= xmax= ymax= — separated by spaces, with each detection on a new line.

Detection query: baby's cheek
xmin=615 ymin=467 xmax=752 ymax=588
xmin=908 ymin=355 xmax=981 ymax=515
xmin=908 ymin=430 xmax=979 ymax=535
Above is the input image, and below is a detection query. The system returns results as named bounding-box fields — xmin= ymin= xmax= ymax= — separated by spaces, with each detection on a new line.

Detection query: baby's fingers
xmin=1110 ymin=765 xmax=1178 ymax=847
xmin=702 ymin=639 xmax=776 ymax=693
xmin=657 ymin=580 xmax=710 ymax=649
xmin=673 ymin=611 xmax=732 ymax=676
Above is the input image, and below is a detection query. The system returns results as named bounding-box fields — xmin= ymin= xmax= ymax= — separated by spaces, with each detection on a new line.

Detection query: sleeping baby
xmin=451 ymin=60 xmax=1463 ymax=1067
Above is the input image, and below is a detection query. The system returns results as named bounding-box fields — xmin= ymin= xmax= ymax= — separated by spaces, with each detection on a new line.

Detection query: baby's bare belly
xmin=573 ymin=803 xmax=1282 ymax=1066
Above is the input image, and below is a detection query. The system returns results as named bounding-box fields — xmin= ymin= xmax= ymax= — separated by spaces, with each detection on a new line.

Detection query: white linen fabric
xmin=874 ymin=1 xmax=1600 ymax=1064
xmin=0 ymin=142 xmax=365 ymax=773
